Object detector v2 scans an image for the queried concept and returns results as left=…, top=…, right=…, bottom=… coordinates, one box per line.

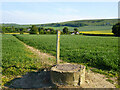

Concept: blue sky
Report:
left=1, top=2, right=118, bottom=24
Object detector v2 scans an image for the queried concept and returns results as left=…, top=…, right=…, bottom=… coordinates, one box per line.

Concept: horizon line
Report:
left=0, top=18, right=118, bottom=25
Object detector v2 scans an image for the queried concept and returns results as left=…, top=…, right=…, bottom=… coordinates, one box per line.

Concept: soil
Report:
left=83, top=70, right=116, bottom=88
left=5, top=41, right=117, bottom=88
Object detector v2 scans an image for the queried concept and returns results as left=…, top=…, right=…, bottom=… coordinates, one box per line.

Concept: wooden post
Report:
left=56, top=30, right=60, bottom=64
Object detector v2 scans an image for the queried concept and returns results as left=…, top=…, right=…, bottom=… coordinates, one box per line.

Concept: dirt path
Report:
left=23, top=43, right=116, bottom=88
left=24, top=44, right=56, bottom=66
left=83, top=70, right=116, bottom=88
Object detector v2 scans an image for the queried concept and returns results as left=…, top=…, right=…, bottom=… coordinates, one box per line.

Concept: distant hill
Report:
left=1, top=18, right=118, bottom=28
left=38, top=19, right=118, bottom=27
left=1, top=23, right=31, bottom=28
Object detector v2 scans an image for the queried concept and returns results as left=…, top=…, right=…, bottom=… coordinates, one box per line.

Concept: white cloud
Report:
left=58, top=8, right=79, bottom=13
left=1, top=10, right=81, bottom=24
left=1, top=10, right=117, bottom=24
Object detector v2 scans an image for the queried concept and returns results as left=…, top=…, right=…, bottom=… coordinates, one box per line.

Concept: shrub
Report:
left=30, top=25, right=38, bottom=34
left=63, top=27, right=69, bottom=34
left=112, top=23, right=120, bottom=36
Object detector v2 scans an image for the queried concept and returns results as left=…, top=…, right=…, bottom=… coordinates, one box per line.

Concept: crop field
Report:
left=15, top=35, right=118, bottom=72
left=4, top=33, right=29, bottom=34
left=45, top=26, right=112, bottom=31
left=2, top=35, right=42, bottom=85
left=78, top=26, right=112, bottom=31
left=80, top=30, right=113, bottom=35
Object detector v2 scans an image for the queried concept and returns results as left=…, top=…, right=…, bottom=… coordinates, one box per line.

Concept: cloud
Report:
left=1, top=10, right=82, bottom=24
left=58, top=8, right=79, bottom=13
left=2, top=10, right=52, bottom=24
left=1, top=10, right=117, bottom=24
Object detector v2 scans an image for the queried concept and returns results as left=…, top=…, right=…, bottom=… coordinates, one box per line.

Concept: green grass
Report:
left=44, top=26, right=112, bottom=32
left=97, top=30, right=112, bottom=33
left=106, top=79, right=114, bottom=84
left=78, top=26, right=112, bottom=31
left=2, top=35, right=42, bottom=85
left=91, top=68, right=118, bottom=77
left=15, top=35, right=118, bottom=72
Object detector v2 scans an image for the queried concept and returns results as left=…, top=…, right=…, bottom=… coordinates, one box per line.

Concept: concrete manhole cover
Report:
left=51, top=63, right=86, bottom=86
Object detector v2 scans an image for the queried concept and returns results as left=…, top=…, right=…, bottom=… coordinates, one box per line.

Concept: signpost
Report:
left=56, top=30, right=60, bottom=64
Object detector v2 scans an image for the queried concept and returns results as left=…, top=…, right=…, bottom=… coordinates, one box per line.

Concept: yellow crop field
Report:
left=80, top=30, right=113, bottom=35
left=5, top=33, right=29, bottom=34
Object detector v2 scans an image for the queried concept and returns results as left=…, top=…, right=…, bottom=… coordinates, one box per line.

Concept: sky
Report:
left=0, top=1, right=119, bottom=24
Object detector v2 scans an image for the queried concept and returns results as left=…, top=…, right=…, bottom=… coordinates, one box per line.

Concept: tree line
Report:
left=40, top=22, right=87, bottom=27
left=2, top=26, right=29, bottom=34
left=30, top=25, right=79, bottom=34
left=1, top=25, right=79, bottom=35
left=2, top=23, right=120, bottom=36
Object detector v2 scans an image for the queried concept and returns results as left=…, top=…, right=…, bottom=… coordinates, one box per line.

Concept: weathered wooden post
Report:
left=56, top=30, right=60, bottom=64
left=50, top=30, right=85, bottom=87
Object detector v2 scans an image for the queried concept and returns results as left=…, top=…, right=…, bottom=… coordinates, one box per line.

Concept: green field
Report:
left=15, top=35, right=118, bottom=71
left=44, top=26, right=112, bottom=32
left=2, top=35, right=42, bottom=85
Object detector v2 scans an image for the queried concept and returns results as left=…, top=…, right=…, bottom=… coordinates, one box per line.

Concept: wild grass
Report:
left=2, top=35, right=42, bottom=85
